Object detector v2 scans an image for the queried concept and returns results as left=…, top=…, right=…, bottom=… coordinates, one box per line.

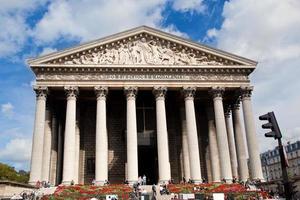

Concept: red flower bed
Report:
left=42, top=184, right=132, bottom=200
left=168, top=183, right=271, bottom=199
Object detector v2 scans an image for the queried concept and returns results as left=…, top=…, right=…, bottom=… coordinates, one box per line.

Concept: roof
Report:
left=27, top=26, right=258, bottom=66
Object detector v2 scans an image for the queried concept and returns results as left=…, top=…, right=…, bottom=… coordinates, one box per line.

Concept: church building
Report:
left=27, top=26, right=264, bottom=185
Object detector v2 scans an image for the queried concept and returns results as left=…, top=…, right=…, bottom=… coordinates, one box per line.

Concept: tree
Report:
left=0, top=163, right=29, bottom=183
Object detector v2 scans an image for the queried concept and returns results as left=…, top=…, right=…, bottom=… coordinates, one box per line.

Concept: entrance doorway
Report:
left=138, top=145, right=158, bottom=184
left=136, top=92, right=158, bottom=184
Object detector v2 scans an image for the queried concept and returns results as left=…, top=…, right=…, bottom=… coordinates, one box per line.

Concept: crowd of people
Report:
left=35, top=180, right=51, bottom=188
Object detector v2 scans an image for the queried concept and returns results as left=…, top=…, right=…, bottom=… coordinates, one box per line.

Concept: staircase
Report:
left=140, top=185, right=174, bottom=200
left=37, top=186, right=57, bottom=196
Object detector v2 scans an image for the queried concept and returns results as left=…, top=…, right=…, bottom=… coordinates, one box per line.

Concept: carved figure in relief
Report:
left=118, top=43, right=131, bottom=64
left=135, top=38, right=152, bottom=64
left=81, top=54, right=94, bottom=64
left=142, top=38, right=153, bottom=64
left=175, top=49, right=190, bottom=65
left=91, top=52, right=101, bottom=64
left=61, top=37, right=224, bottom=65
left=160, top=45, right=175, bottom=65
left=129, top=41, right=141, bottom=64
left=189, top=53, right=208, bottom=65
left=148, top=40, right=161, bottom=64
left=111, top=46, right=119, bottom=64
left=100, top=49, right=114, bottom=64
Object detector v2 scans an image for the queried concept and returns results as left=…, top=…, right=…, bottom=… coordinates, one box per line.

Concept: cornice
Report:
left=31, top=64, right=254, bottom=75
left=27, top=26, right=258, bottom=66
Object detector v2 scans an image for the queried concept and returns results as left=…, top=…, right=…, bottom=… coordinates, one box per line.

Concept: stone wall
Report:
left=0, top=181, right=35, bottom=198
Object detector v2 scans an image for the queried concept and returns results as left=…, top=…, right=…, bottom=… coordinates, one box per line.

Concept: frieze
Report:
left=36, top=73, right=248, bottom=82
left=54, top=37, right=228, bottom=66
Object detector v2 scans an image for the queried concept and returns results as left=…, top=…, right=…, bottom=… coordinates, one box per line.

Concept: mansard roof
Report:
left=27, top=26, right=257, bottom=67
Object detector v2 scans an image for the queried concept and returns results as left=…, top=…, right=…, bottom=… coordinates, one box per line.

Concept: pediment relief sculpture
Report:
left=63, top=37, right=224, bottom=66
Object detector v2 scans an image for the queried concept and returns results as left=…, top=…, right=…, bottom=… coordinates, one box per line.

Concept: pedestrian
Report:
left=152, top=184, right=156, bottom=196
left=142, top=174, right=147, bottom=185
left=138, top=176, right=142, bottom=185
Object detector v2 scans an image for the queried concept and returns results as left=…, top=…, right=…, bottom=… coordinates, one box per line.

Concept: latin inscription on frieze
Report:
left=37, top=73, right=248, bottom=81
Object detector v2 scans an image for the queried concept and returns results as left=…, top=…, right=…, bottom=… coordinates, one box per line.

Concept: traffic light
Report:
left=259, top=112, right=282, bottom=139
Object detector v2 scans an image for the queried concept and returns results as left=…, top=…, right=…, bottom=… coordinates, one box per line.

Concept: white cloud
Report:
left=206, top=28, right=218, bottom=38
left=208, top=0, right=300, bottom=152
left=0, top=14, right=28, bottom=57
left=33, top=0, right=185, bottom=44
left=1, top=102, right=14, bottom=118
left=0, top=0, right=189, bottom=57
left=0, top=0, right=47, bottom=12
left=0, top=137, right=32, bottom=169
left=40, top=47, right=57, bottom=56
left=0, top=0, right=49, bottom=57
left=161, top=24, right=189, bottom=38
left=172, top=0, right=206, bottom=14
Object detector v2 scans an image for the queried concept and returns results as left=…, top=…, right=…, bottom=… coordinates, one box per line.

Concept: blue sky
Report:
left=0, top=0, right=299, bottom=171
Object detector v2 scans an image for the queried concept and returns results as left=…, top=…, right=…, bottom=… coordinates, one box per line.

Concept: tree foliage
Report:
left=0, top=162, right=29, bottom=183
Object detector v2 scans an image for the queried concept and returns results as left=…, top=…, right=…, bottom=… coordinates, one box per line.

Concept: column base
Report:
left=158, top=179, right=170, bottom=184
left=128, top=180, right=138, bottom=185
left=251, top=177, right=265, bottom=182
left=239, top=178, right=248, bottom=182
left=223, top=178, right=232, bottom=184
left=193, top=179, right=203, bottom=184
left=61, top=180, right=73, bottom=185
left=95, top=180, right=106, bottom=186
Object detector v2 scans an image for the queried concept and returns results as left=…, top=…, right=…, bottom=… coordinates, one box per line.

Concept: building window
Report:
left=87, top=157, right=95, bottom=174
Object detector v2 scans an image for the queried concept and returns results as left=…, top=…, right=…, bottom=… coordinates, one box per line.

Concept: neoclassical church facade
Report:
left=28, top=26, right=263, bottom=185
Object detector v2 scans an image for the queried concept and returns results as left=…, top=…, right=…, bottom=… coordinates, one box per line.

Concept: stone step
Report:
left=140, top=185, right=175, bottom=200
left=37, top=186, right=57, bottom=196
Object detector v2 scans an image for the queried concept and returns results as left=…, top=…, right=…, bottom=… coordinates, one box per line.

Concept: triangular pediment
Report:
left=28, top=26, right=257, bottom=66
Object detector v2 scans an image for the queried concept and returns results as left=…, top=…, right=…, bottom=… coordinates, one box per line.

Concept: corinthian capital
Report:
left=33, top=86, right=48, bottom=100
left=153, top=86, right=167, bottom=100
left=210, top=86, right=225, bottom=99
left=124, top=86, right=138, bottom=100
left=239, top=86, right=253, bottom=100
left=95, top=86, right=108, bottom=100
left=183, top=86, right=196, bottom=100
left=64, top=86, right=79, bottom=99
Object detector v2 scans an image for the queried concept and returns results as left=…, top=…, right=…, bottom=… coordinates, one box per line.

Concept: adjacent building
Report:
left=261, top=140, right=300, bottom=181
left=27, top=26, right=264, bottom=185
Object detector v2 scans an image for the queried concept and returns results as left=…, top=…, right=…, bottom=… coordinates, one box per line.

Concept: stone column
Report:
left=183, top=87, right=202, bottom=183
left=74, top=106, right=80, bottom=184
left=206, top=106, right=221, bottom=182
left=240, top=86, right=264, bottom=180
left=95, top=86, right=108, bottom=185
left=62, top=86, right=79, bottom=185
left=232, top=102, right=249, bottom=181
left=124, top=87, right=138, bottom=184
left=56, top=120, right=63, bottom=184
left=180, top=107, right=190, bottom=181
left=49, top=113, right=58, bottom=185
left=153, top=86, right=171, bottom=183
left=210, top=87, right=232, bottom=182
left=41, top=105, right=52, bottom=182
left=224, top=108, right=238, bottom=179
left=29, top=86, right=48, bottom=185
